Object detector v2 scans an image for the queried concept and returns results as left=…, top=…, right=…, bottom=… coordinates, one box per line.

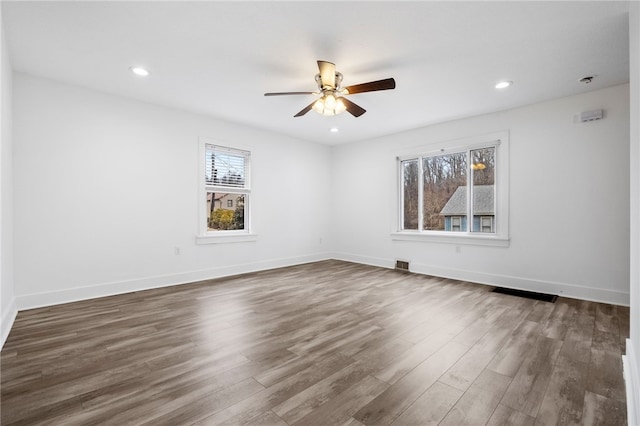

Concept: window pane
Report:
left=423, top=152, right=467, bottom=231
left=402, top=159, right=419, bottom=230
left=207, top=193, right=245, bottom=231
left=205, top=145, right=249, bottom=188
left=471, top=147, right=495, bottom=233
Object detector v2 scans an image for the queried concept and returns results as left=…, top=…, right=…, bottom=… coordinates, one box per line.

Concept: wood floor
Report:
left=1, top=260, right=629, bottom=425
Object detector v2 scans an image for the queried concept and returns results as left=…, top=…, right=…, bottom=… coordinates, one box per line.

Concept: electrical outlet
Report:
left=174, top=247, right=181, bottom=256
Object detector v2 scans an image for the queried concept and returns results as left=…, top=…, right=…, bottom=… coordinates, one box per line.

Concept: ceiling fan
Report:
left=264, top=60, right=396, bottom=118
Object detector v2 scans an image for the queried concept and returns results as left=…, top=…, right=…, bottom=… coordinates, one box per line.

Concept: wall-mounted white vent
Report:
left=577, top=109, right=603, bottom=123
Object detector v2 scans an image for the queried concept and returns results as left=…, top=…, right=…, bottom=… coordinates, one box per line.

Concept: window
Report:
left=205, top=144, right=249, bottom=232
left=197, top=140, right=255, bottom=244
left=395, top=132, right=509, bottom=246
left=481, top=216, right=493, bottom=233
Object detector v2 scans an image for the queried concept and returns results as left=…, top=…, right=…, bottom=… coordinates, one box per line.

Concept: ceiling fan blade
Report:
left=294, top=100, right=317, bottom=117
left=341, top=97, right=366, bottom=117
left=317, top=60, right=336, bottom=89
left=343, top=78, right=396, bottom=95
left=264, top=91, right=316, bottom=96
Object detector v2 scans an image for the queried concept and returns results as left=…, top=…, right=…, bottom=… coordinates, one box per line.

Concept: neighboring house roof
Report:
left=439, top=185, right=494, bottom=216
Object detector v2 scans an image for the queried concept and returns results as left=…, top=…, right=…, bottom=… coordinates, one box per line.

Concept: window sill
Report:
left=391, top=231, right=509, bottom=247
left=196, top=233, right=258, bottom=245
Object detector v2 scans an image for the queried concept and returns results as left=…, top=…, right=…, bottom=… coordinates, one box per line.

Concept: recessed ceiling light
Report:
left=495, top=81, right=512, bottom=89
left=329, top=127, right=339, bottom=133
left=130, top=66, right=150, bottom=77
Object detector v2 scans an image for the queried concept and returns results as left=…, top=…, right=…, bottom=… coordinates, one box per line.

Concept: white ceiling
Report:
left=1, top=1, right=630, bottom=145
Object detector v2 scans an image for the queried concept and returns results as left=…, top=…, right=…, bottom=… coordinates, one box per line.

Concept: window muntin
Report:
left=399, top=140, right=500, bottom=236
left=203, top=144, right=250, bottom=234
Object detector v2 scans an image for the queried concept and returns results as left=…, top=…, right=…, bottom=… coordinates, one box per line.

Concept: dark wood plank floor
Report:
left=1, top=260, right=629, bottom=425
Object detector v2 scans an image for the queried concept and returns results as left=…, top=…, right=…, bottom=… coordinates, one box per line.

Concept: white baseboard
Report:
left=14, top=253, right=630, bottom=311
left=623, top=339, right=639, bottom=426
left=16, top=252, right=332, bottom=311
left=1, top=296, right=17, bottom=349
left=331, top=252, right=630, bottom=306
left=331, top=252, right=395, bottom=269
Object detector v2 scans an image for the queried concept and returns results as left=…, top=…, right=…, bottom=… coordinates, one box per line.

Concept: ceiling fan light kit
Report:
left=265, top=60, right=396, bottom=118
left=313, top=93, right=347, bottom=116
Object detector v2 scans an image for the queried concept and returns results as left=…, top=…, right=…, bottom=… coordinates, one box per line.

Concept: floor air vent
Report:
left=491, top=287, right=558, bottom=303
left=395, top=260, right=410, bottom=272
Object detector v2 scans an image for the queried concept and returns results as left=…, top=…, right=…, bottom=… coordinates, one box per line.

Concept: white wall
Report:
left=1, top=10, right=16, bottom=347
left=12, top=73, right=331, bottom=308
left=331, top=84, right=630, bottom=306
left=625, top=2, right=639, bottom=424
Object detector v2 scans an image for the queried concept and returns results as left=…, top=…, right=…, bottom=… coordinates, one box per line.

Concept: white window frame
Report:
left=196, top=137, right=257, bottom=245
left=392, top=131, right=509, bottom=247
